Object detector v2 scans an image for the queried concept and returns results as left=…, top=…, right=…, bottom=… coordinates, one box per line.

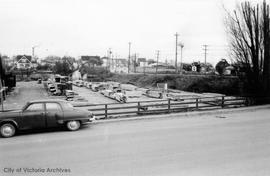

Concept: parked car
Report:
left=49, top=86, right=56, bottom=93
left=86, top=82, right=92, bottom=89
left=91, top=83, right=101, bottom=92
left=111, top=89, right=127, bottom=103
left=0, top=99, right=95, bottom=138
left=103, top=89, right=114, bottom=97
left=65, top=90, right=75, bottom=100
left=75, top=80, right=84, bottom=87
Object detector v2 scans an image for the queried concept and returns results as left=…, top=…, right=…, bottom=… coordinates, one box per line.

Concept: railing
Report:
left=74, top=96, right=247, bottom=119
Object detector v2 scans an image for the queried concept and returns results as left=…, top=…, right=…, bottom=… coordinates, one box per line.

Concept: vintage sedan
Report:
left=0, top=99, right=95, bottom=138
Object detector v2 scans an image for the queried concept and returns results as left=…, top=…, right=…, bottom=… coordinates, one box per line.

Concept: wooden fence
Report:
left=74, top=96, right=247, bottom=119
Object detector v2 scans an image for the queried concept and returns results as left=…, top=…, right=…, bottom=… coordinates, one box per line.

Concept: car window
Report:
left=46, top=103, right=62, bottom=111
left=25, top=103, right=44, bottom=111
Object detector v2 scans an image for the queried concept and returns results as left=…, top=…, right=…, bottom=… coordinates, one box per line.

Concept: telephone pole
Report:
left=134, top=53, right=137, bottom=73
left=179, top=43, right=184, bottom=73
left=175, top=33, right=179, bottom=73
left=156, top=50, right=160, bottom=76
left=128, top=42, right=131, bottom=73
left=32, top=45, right=39, bottom=62
left=203, top=45, right=208, bottom=64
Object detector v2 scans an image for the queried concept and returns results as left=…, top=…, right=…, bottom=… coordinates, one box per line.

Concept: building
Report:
left=40, top=56, right=62, bottom=67
left=80, top=56, right=102, bottom=67
left=109, top=58, right=128, bottom=73
left=14, top=55, right=33, bottom=70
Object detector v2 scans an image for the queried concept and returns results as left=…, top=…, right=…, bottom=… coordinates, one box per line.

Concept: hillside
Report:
left=107, top=74, right=242, bottom=96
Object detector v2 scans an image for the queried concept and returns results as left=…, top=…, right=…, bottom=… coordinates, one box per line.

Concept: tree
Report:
left=36, top=64, right=52, bottom=71
left=215, top=59, right=229, bottom=75
left=226, top=1, right=270, bottom=97
left=53, top=60, right=73, bottom=76
left=182, top=63, right=192, bottom=71
left=62, top=56, right=76, bottom=70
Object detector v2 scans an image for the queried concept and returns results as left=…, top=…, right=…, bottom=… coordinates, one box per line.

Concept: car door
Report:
left=20, top=103, right=46, bottom=130
left=45, top=102, right=64, bottom=128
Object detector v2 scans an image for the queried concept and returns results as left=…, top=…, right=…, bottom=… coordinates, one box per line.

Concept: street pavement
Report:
left=1, top=107, right=270, bottom=176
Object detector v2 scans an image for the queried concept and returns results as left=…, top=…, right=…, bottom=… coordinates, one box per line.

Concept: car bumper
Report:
left=81, top=116, right=96, bottom=125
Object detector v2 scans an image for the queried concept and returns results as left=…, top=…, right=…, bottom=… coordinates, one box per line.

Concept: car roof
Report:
left=27, top=99, right=67, bottom=104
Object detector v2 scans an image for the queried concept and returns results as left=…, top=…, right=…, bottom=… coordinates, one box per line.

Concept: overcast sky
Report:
left=0, top=0, right=247, bottom=65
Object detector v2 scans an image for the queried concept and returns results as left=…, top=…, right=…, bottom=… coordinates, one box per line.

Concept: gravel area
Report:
left=2, top=81, right=49, bottom=110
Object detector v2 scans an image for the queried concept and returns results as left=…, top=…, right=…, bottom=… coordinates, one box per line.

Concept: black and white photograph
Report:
left=0, top=0, right=270, bottom=175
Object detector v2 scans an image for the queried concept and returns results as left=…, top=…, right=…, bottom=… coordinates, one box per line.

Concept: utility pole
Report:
left=179, top=43, right=184, bottom=74
left=134, top=53, right=137, bottom=73
left=143, top=61, right=146, bottom=75
left=175, top=33, right=179, bottom=73
left=128, top=42, right=131, bottom=73
left=108, top=48, right=112, bottom=72
left=32, top=45, right=39, bottom=62
left=156, top=50, right=160, bottom=76
left=203, top=45, right=208, bottom=64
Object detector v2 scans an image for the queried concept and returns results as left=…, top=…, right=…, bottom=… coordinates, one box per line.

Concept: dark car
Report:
left=0, top=99, right=95, bottom=138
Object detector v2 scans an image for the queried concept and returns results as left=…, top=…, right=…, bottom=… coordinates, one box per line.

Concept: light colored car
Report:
left=75, top=80, right=84, bottom=87
left=111, top=89, right=127, bottom=103
left=86, top=82, right=92, bottom=89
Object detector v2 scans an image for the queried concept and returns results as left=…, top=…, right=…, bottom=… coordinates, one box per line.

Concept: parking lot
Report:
left=2, top=81, right=244, bottom=120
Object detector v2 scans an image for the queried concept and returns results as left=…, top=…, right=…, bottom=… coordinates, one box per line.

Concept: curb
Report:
left=93, top=104, right=270, bottom=124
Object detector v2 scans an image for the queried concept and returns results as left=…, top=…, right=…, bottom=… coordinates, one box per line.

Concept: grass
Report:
left=107, top=74, right=241, bottom=96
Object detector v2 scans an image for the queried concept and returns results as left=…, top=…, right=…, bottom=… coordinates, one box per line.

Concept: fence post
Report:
left=137, top=102, right=141, bottom=114
left=221, top=96, right=225, bottom=108
left=168, top=99, right=171, bottom=113
left=105, top=104, right=108, bottom=119
left=196, top=98, right=199, bottom=110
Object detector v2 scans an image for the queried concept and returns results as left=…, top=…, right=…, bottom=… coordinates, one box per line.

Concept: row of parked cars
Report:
left=72, top=80, right=127, bottom=103
left=43, top=79, right=75, bottom=100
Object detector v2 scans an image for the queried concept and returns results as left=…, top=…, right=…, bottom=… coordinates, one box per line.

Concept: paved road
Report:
left=1, top=107, right=270, bottom=176
left=3, top=81, right=49, bottom=110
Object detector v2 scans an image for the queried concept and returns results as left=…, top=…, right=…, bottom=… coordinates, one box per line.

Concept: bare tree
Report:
left=226, top=1, right=270, bottom=97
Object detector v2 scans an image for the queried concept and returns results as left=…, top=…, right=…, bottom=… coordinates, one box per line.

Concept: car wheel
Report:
left=66, top=121, right=81, bottom=131
left=0, top=123, right=16, bottom=138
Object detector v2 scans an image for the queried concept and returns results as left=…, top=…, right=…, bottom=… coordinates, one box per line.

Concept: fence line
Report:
left=74, top=96, right=248, bottom=119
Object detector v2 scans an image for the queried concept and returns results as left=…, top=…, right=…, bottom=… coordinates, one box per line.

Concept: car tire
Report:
left=66, top=121, right=81, bottom=131
left=0, top=123, right=16, bottom=138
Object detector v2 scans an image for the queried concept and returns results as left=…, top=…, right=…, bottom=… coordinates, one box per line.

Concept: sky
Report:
left=0, top=0, right=248, bottom=65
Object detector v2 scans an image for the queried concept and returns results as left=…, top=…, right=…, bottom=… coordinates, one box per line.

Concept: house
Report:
left=149, top=63, right=168, bottom=68
left=40, top=56, right=61, bottom=67
left=15, top=55, right=33, bottom=70
left=81, top=56, right=101, bottom=66
left=101, top=57, right=109, bottom=67
left=109, top=58, right=128, bottom=73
